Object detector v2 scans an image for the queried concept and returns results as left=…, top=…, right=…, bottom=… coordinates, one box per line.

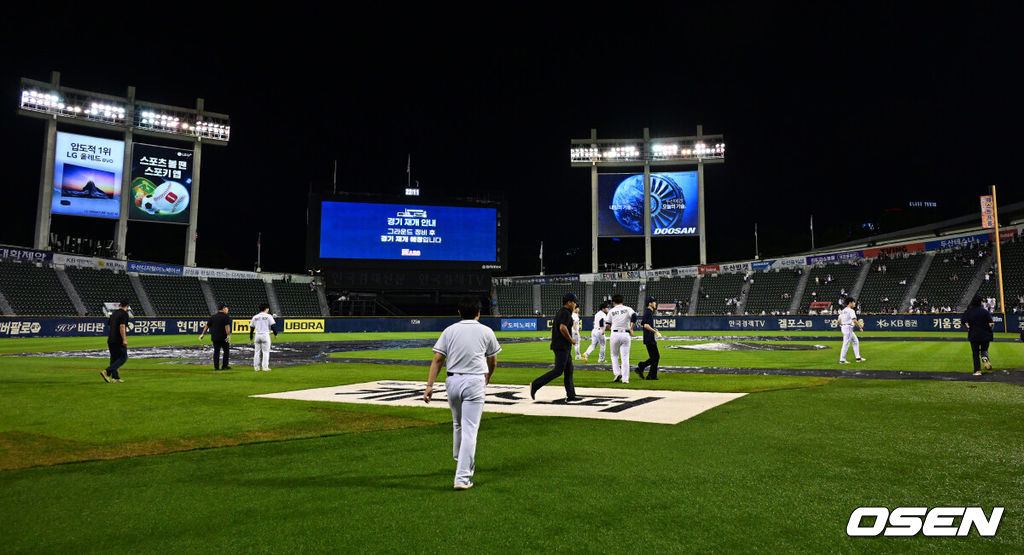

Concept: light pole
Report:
left=571, top=126, right=725, bottom=272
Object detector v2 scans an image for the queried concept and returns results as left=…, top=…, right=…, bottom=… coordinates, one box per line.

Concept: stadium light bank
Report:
left=17, top=71, right=231, bottom=267
left=571, top=126, right=724, bottom=272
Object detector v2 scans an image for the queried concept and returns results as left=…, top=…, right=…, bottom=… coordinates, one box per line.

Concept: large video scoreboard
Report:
left=308, top=195, right=506, bottom=273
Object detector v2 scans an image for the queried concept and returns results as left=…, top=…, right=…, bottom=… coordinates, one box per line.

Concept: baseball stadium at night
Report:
left=1, top=7, right=1022, bottom=553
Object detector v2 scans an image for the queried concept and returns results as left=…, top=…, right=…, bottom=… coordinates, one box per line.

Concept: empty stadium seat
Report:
left=208, top=278, right=269, bottom=315
left=0, top=261, right=77, bottom=316
left=495, top=283, right=534, bottom=316
left=140, top=274, right=209, bottom=317
left=644, top=276, right=695, bottom=314
left=858, top=254, right=924, bottom=313
left=797, top=262, right=862, bottom=313
left=743, top=269, right=801, bottom=315
left=65, top=267, right=144, bottom=316
left=273, top=281, right=322, bottom=317
left=695, top=273, right=746, bottom=314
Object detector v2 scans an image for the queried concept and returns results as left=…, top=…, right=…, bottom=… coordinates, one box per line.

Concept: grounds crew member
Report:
left=199, top=302, right=232, bottom=370
left=250, top=304, right=278, bottom=371
left=100, top=300, right=131, bottom=383
left=530, top=293, right=581, bottom=402
left=636, top=296, right=664, bottom=380
left=583, top=301, right=610, bottom=363
left=605, top=294, right=637, bottom=383
left=424, top=296, right=501, bottom=490
left=837, top=297, right=866, bottom=364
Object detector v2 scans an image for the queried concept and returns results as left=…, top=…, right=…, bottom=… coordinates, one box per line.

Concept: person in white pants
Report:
left=604, top=294, right=636, bottom=383
left=584, top=301, right=610, bottom=363
left=571, top=305, right=583, bottom=360
left=837, top=297, right=865, bottom=363
left=250, top=304, right=278, bottom=371
left=424, top=296, right=501, bottom=490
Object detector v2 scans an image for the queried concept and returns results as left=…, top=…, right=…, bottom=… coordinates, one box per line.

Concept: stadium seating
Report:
left=694, top=273, right=745, bottom=314
left=540, top=283, right=587, bottom=315
left=976, top=239, right=1024, bottom=313
left=64, top=267, right=144, bottom=317
left=593, top=281, right=639, bottom=310
left=495, top=283, right=534, bottom=316
left=914, top=245, right=985, bottom=312
left=273, top=281, right=323, bottom=317
left=208, top=278, right=269, bottom=315
left=857, top=254, right=925, bottom=313
left=797, top=262, right=863, bottom=313
left=644, top=276, right=695, bottom=314
left=0, top=261, right=77, bottom=316
left=743, top=269, right=801, bottom=315
left=140, top=274, right=210, bottom=317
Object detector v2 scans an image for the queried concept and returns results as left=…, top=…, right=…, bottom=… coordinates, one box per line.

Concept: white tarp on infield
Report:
left=252, top=381, right=746, bottom=425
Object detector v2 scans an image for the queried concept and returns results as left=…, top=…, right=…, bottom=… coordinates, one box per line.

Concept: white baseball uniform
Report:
left=433, top=319, right=502, bottom=488
left=571, top=311, right=582, bottom=358
left=584, top=309, right=608, bottom=362
left=838, top=306, right=861, bottom=362
left=605, top=304, right=636, bottom=382
left=250, top=311, right=276, bottom=371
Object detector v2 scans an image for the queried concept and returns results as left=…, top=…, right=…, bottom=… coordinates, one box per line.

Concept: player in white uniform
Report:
left=424, top=296, right=501, bottom=490
left=605, top=294, right=636, bottom=383
left=837, top=297, right=865, bottom=363
left=571, top=305, right=583, bottom=360
left=249, top=304, right=278, bottom=371
left=583, top=301, right=610, bottom=363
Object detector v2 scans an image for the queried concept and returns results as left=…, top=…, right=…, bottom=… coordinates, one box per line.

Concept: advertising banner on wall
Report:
left=0, top=246, right=52, bottom=263
left=51, top=132, right=125, bottom=219
left=597, top=172, right=699, bottom=237
left=53, top=254, right=127, bottom=271
left=128, top=143, right=194, bottom=224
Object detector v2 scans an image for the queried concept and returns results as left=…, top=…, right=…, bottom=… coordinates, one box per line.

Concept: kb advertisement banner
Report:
left=52, top=132, right=125, bottom=220
left=129, top=143, right=194, bottom=224
left=597, top=172, right=699, bottom=237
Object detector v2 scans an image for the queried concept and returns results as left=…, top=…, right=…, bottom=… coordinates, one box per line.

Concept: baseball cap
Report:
left=646, top=296, right=657, bottom=304
left=217, top=302, right=228, bottom=310
left=563, top=292, right=580, bottom=305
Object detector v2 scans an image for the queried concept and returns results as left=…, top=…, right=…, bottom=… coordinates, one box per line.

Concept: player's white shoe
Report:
left=855, top=357, right=866, bottom=362
left=839, top=360, right=849, bottom=364
left=982, top=356, right=992, bottom=370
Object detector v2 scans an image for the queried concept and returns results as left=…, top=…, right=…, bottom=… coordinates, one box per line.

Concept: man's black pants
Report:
left=212, top=339, right=230, bottom=369
left=106, top=341, right=127, bottom=379
left=970, top=340, right=990, bottom=373
left=642, top=342, right=660, bottom=379
left=532, top=349, right=576, bottom=398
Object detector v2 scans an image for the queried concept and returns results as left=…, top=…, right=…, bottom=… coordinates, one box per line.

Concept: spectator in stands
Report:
left=100, top=301, right=130, bottom=383
left=962, top=295, right=994, bottom=376
left=199, top=303, right=232, bottom=370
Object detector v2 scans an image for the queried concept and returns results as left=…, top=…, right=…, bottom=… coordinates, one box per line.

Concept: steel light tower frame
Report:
left=17, top=71, right=231, bottom=267
left=571, top=126, right=724, bottom=272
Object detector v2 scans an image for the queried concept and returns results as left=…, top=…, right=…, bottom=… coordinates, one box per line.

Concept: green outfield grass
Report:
left=1, top=331, right=1022, bottom=552
left=335, top=336, right=1024, bottom=374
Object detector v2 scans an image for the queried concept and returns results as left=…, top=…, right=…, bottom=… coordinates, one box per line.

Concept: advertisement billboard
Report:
left=51, top=132, right=125, bottom=219
left=597, top=172, right=699, bottom=237
left=319, top=201, right=497, bottom=263
left=128, top=143, right=194, bottom=224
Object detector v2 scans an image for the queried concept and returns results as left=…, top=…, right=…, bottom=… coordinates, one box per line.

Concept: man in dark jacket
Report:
left=100, top=301, right=130, bottom=383
left=200, top=303, right=232, bottom=370
left=961, top=295, right=994, bottom=376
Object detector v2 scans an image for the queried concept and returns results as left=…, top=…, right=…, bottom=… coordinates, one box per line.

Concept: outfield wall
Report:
left=0, top=315, right=1020, bottom=338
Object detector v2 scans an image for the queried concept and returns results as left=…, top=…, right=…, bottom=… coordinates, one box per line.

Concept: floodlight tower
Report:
left=570, top=126, right=725, bottom=272
left=17, top=71, right=231, bottom=267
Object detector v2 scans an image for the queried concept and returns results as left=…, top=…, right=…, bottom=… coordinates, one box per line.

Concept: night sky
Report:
left=2, top=7, right=1020, bottom=276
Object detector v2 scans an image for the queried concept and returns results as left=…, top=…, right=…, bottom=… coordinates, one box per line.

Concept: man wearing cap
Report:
left=250, top=304, right=278, bottom=371
left=529, top=293, right=581, bottom=402
left=100, top=300, right=130, bottom=383
left=199, top=303, right=232, bottom=370
left=636, top=296, right=664, bottom=380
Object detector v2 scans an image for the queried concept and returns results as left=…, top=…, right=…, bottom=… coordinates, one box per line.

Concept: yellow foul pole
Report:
left=991, top=185, right=1008, bottom=332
